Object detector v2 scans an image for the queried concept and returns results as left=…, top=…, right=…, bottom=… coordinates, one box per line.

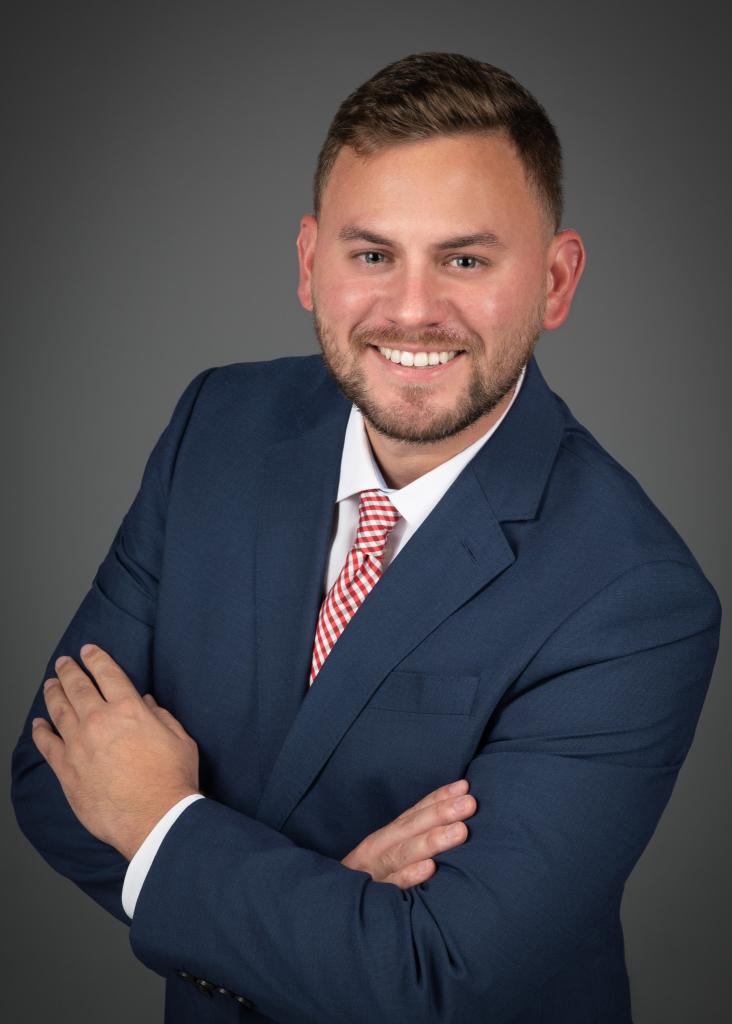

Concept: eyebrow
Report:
left=337, top=224, right=506, bottom=250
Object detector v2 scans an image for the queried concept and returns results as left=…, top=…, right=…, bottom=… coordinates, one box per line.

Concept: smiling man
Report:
left=300, top=129, right=574, bottom=486
left=11, top=52, right=721, bottom=1024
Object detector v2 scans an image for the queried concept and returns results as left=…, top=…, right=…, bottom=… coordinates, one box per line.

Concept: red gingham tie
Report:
left=309, top=489, right=401, bottom=686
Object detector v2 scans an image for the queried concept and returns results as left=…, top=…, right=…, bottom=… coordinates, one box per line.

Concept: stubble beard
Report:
left=311, top=295, right=545, bottom=446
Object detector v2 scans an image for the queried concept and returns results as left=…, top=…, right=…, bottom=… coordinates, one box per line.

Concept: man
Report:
left=11, top=51, right=721, bottom=1023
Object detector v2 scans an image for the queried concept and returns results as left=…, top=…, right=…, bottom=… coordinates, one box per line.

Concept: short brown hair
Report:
left=313, top=51, right=563, bottom=236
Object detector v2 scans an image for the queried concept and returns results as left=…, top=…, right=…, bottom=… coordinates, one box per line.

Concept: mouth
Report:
left=367, top=344, right=466, bottom=380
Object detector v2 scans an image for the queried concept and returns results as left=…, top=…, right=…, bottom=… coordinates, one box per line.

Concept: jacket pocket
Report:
left=368, top=670, right=479, bottom=716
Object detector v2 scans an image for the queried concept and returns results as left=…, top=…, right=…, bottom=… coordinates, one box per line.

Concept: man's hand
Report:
left=31, top=644, right=200, bottom=862
left=341, top=779, right=476, bottom=889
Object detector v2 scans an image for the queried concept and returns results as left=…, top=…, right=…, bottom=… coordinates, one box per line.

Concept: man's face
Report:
left=297, top=132, right=553, bottom=445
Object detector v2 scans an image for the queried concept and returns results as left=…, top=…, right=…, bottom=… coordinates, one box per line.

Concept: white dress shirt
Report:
left=121, top=362, right=527, bottom=918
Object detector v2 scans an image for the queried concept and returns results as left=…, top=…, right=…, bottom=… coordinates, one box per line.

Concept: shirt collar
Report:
left=335, top=362, right=527, bottom=526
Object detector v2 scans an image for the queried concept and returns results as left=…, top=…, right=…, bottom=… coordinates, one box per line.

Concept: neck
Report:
left=363, top=386, right=517, bottom=490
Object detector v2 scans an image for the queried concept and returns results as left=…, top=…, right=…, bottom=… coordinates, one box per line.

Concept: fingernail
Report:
left=449, top=779, right=467, bottom=794
left=80, top=644, right=97, bottom=657
left=446, top=824, right=464, bottom=840
left=55, top=656, right=69, bottom=670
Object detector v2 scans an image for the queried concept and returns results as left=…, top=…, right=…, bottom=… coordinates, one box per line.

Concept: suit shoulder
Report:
left=179, top=353, right=327, bottom=424
left=546, top=406, right=717, bottom=600
left=198, top=353, right=325, bottom=396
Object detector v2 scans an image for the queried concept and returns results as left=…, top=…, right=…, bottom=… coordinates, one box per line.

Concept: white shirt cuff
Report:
left=121, top=793, right=206, bottom=919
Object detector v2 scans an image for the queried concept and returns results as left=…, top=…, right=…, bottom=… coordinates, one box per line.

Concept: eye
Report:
left=353, top=251, right=389, bottom=265
left=351, top=251, right=487, bottom=269
left=448, top=255, right=485, bottom=270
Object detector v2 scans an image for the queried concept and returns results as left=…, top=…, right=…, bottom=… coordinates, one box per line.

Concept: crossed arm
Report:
left=10, top=367, right=722, bottom=1022
left=10, top=361, right=475, bottom=920
left=118, top=569, right=719, bottom=1024
left=31, top=641, right=478, bottom=882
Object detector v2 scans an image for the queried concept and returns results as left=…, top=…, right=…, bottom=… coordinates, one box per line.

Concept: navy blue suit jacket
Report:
left=11, top=353, right=722, bottom=1023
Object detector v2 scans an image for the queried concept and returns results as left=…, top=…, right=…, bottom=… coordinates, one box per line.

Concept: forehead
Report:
left=320, top=132, right=544, bottom=242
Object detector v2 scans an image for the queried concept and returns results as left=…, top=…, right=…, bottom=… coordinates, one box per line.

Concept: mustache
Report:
left=352, top=326, right=473, bottom=351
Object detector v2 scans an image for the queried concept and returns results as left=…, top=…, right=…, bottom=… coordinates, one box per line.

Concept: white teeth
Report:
left=377, top=346, right=459, bottom=367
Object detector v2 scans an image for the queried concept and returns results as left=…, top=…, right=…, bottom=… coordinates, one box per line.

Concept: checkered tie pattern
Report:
left=309, top=489, right=401, bottom=686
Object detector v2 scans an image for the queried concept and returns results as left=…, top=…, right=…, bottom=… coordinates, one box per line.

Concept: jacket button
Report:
left=196, top=979, right=214, bottom=997
left=233, top=994, right=255, bottom=1010
left=176, top=970, right=195, bottom=984
left=215, top=986, right=230, bottom=996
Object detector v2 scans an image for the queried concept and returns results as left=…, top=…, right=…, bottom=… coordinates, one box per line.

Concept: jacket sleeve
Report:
left=122, top=793, right=206, bottom=918
left=9, top=367, right=215, bottom=926
left=126, top=557, right=722, bottom=1023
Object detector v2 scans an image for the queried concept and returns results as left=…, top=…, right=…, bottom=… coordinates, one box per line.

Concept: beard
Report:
left=311, top=294, right=546, bottom=445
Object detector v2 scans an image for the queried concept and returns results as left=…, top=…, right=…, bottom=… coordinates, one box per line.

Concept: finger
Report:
left=391, top=818, right=472, bottom=887
left=384, top=817, right=470, bottom=879
left=53, top=655, right=104, bottom=718
left=369, top=791, right=476, bottom=877
left=79, top=644, right=140, bottom=703
left=31, top=716, right=65, bottom=769
left=394, top=791, right=477, bottom=842
left=378, top=780, right=469, bottom=845
left=384, top=858, right=437, bottom=890
left=405, top=779, right=469, bottom=817
left=42, top=676, right=79, bottom=738
left=143, top=694, right=191, bottom=742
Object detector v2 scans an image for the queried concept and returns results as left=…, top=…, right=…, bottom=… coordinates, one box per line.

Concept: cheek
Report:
left=315, top=267, right=376, bottom=320
left=459, top=289, right=512, bottom=335
left=470, top=268, right=542, bottom=329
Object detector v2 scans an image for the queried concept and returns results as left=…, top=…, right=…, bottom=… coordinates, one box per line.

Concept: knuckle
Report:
left=381, top=845, right=400, bottom=874
left=443, top=794, right=474, bottom=820
left=67, top=677, right=91, bottom=699
left=412, top=859, right=431, bottom=881
left=429, top=824, right=449, bottom=848
left=117, top=696, right=140, bottom=717
left=437, top=799, right=453, bottom=822
left=86, top=707, right=107, bottom=730
left=53, top=703, right=69, bottom=725
left=442, top=821, right=467, bottom=845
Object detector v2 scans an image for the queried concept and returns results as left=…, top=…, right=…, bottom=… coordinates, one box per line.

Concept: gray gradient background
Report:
left=3, top=2, right=729, bottom=1022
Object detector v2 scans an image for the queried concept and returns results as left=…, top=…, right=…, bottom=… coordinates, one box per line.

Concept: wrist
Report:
left=116, top=790, right=201, bottom=861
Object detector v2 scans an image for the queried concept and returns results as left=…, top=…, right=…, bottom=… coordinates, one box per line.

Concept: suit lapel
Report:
left=253, top=354, right=564, bottom=831
left=253, top=374, right=351, bottom=793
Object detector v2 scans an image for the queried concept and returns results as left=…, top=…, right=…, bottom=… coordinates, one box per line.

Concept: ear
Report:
left=542, top=229, right=586, bottom=331
left=296, top=214, right=318, bottom=311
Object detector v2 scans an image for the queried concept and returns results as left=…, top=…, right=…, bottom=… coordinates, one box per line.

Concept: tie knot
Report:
left=354, top=489, right=400, bottom=556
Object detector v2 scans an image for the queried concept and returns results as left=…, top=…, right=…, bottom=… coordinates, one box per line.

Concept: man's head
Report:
left=297, top=52, right=584, bottom=452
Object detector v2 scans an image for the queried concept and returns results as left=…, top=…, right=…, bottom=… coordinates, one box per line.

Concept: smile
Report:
left=368, top=344, right=466, bottom=379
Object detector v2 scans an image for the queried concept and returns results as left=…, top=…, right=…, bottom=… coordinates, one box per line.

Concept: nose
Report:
left=381, top=262, right=447, bottom=332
